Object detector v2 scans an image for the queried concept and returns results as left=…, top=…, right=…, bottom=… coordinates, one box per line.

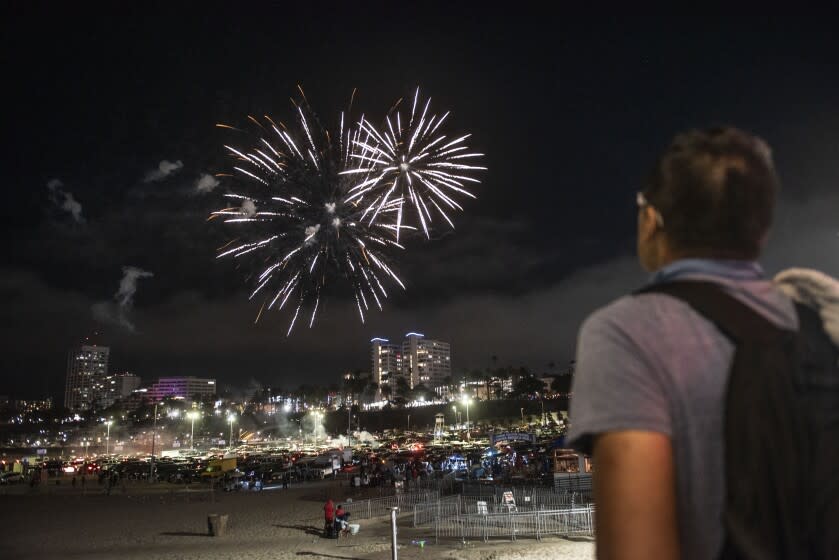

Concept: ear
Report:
left=638, top=207, right=659, bottom=242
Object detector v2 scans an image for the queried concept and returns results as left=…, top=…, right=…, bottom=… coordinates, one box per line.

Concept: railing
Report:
left=413, top=494, right=462, bottom=526
left=431, top=505, right=595, bottom=543
left=340, top=489, right=439, bottom=521
left=413, top=488, right=593, bottom=527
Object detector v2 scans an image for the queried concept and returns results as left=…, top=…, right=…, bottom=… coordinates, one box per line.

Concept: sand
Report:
left=1, top=479, right=594, bottom=559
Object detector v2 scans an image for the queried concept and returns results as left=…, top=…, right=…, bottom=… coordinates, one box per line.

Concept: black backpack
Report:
left=638, top=281, right=839, bottom=560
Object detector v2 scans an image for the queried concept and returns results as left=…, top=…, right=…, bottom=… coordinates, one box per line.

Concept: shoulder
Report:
left=580, top=293, right=692, bottom=341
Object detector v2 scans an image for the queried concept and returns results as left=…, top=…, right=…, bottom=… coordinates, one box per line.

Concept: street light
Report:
left=104, top=420, right=113, bottom=455
left=187, top=411, right=200, bottom=452
left=461, top=395, right=472, bottom=440
left=150, top=402, right=160, bottom=481
left=227, top=413, right=236, bottom=452
left=521, top=407, right=525, bottom=425
left=451, top=405, right=457, bottom=429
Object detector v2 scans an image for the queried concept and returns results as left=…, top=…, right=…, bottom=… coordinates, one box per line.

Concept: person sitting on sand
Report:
left=334, top=504, right=350, bottom=536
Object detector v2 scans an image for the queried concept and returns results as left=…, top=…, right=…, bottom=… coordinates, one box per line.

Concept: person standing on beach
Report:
left=323, top=498, right=335, bottom=537
left=567, top=127, right=794, bottom=560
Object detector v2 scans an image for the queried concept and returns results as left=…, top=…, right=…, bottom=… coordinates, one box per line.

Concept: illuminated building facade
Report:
left=371, top=332, right=451, bottom=391
left=402, top=332, right=451, bottom=389
left=371, top=338, right=403, bottom=393
left=139, top=376, right=217, bottom=403
left=64, top=345, right=110, bottom=411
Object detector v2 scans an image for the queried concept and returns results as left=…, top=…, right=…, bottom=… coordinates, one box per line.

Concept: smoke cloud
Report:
left=240, top=199, right=257, bottom=217
left=46, top=178, right=85, bottom=223
left=92, top=266, right=154, bottom=332
left=143, top=160, right=184, bottom=182
left=195, top=173, right=220, bottom=194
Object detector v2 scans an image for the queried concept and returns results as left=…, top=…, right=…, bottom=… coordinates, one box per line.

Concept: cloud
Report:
left=195, top=173, right=220, bottom=194
left=91, top=266, right=154, bottom=332
left=143, top=159, right=184, bottom=182
left=46, top=178, right=85, bottom=223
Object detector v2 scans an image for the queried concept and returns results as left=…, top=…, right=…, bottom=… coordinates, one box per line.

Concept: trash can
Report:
left=207, top=513, right=229, bottom=536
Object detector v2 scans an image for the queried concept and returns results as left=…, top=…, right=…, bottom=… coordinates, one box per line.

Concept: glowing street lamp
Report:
left=227, top=413, right=236, bottom=452
left=461, top=395, right=472, bottom=440
left=187, top=411, right=200, bottom=451
left=104, top=420, right=113, bottom=455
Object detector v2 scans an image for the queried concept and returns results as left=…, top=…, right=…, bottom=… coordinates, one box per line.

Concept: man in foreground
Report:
left=567, top=127, right=797, bottom=559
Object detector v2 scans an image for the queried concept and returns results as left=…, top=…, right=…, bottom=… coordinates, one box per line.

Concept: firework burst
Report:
left=211, top=93, right=406, bottom=335
left=341, top=88, right=486, bottom=241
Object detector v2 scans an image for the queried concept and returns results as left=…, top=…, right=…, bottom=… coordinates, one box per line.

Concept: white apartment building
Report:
left=371, top=337, right=403, bottom=392
left=371, top=332, right=451, bottom=391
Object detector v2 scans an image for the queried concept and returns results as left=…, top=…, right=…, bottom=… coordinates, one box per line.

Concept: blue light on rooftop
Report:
left=405, top=332, right=425, bottom=338
left=370, top=337, right=389, bottom=343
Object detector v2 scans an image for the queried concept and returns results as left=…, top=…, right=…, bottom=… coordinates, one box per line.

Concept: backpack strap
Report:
left=636, top=280, right=784, bottom=342
left=639, top=280, right=818, bottom=558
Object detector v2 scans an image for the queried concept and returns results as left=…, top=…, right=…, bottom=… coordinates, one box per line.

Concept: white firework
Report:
left=211, top=95, right=406, bottom=335
left=340, top=88, right=486, bottom=242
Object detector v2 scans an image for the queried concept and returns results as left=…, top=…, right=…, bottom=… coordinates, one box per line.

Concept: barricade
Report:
left=341, top=489, right=439, bottom=521
left=431, top=505, right=596, bottom=544
left=413, top=494, right=461, bottom=527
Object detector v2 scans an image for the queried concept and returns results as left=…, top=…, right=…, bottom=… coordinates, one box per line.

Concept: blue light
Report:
left=405, top=332, right=425, bottom=338
left=370, top=337, right=389, bottom=343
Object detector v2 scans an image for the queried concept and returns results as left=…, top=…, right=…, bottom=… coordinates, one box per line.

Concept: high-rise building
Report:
left=371, top=332, right=451, bottom=392
left=371, top=338, right=403, bottom=394
left=64, top=345, right=110, bottom=411
left=402, top=332, right=451, bottom=389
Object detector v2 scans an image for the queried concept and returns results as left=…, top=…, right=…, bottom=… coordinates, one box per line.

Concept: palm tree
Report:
left=441, top=375, right=454, bottom=399
left=395, top=376, right=410, bottom=400
left=381, top=384, right=392, bottom=401
left=362, top=380, right=379, bottom=403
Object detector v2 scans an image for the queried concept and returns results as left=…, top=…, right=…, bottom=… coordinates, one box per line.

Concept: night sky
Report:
left=3, top=6, right=838, bottom=400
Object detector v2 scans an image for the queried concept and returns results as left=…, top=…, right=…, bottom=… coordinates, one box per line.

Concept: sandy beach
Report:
left=2, top=479, right=594, bottom=559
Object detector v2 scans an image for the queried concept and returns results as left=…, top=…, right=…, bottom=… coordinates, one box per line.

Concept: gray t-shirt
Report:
left=567, top=273, right=796, bottom=560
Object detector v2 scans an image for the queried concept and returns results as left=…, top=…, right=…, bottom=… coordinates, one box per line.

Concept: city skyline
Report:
left=3, top=8, right=838, bottom=399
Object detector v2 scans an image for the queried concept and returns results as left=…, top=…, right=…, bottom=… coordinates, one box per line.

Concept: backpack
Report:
left=638, top=280, right=839, bottom=560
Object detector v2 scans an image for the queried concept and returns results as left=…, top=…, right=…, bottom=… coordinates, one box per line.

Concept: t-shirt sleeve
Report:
left=566, top=301, right=672, bottom=455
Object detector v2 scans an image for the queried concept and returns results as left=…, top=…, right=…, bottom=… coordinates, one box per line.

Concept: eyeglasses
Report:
left=636, top=191, right=664, bottom=228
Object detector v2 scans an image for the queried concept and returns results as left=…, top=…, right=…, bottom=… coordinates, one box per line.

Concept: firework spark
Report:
left=341, top=88, right=486, bottom=241
left=212, top=94, right=407, bottom=334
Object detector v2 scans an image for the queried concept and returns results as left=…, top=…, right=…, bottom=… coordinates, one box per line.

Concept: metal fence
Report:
left=413, top=494, right=463, bottom=526
left=413, top=488, right=592, bottom=526
left=431, top=505, right=595, bottom=543
left=340, top=489, right=439, bottom=521
left=553, top=473, right=593, bottom=494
